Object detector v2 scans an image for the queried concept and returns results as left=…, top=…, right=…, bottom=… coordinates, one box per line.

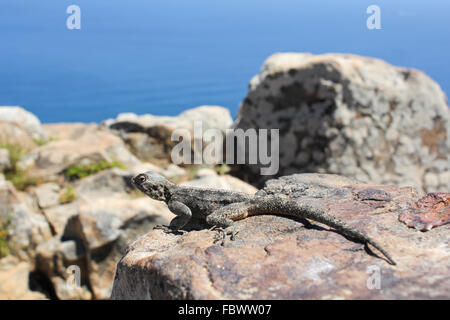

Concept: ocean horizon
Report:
left=1, top=0, right=449, bottom=123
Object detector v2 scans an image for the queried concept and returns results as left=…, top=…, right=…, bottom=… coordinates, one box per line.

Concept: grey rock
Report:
left=0, top=121, right=37, bottom=151
left=234, top=53, right=450, bottom=194
left=43, top=202, right=80, bottom=235
left=0, top=179, right=52, bottom=260
left=33, top=183, right=61, bottom=209
left=0, top=106, right=47, bottom=140
left=103, top=106, right=233, bottom=163
left=35, top=236, right=92, bottom=300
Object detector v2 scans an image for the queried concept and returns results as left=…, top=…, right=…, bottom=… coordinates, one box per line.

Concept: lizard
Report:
left=132, top=171, right=396, bottom=265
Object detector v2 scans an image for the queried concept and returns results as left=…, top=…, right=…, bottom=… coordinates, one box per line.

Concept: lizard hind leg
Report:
left=206, top=202, right=251, bottom=245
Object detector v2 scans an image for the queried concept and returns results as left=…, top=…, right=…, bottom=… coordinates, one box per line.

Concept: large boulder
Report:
left=0, top=106, right=47, bottom=140
left=233, top=53, right=450, bottom=194
left=111, top=174, right=449, bottom=300
left=103, top=106, right=233, bottom=163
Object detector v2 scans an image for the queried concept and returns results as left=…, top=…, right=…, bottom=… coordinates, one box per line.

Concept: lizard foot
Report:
left=212, top=227, right=239, bottom=246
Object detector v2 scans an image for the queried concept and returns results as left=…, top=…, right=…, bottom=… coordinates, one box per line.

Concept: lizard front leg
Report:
left=206, top=202, right=251, bottom=245
left=154, top=200, right=192, bottom=234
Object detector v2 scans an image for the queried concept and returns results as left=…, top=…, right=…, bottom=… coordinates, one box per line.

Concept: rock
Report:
left=122, top=132, right=167, bottom=162
left=73, top=168, right=133, bottom=201
left=62, top=197, right=174, bottom=299
left=42, top=165, right=182, bottom=235
left=105, top=106, right=232, bottom=137
left=73, top=165, right=185, bottom=200
left=38, top=195, right=174, bottom=299
left=0, top=106, right=47, bottom=140
left=111, top=173, right=449, bottom=299
left=0, top=121, right=37, bottom=151
left=43, top=202, right=79, bottom=235
left=180, top=171, right=258, bottom=194
left=0, top=148, right=11, bottom=171
left=35, top=236, right=92, bottom=300
left=42, top=122, right=98, bottom=141
left=0, top=179, right=52, bottom=260
left=0, top=256, right=47, bottom=299
left=33, top=183, right=61, bottom=209
left=195, top=168, right=219, bottom=177
left=233, top=53, right=450, bottom=194
left=162, top=164, right=187, bottom=179
left=18, top=128, right=140, bottom=181
left=398, top=192, right=450, bottom=231
left=51, top=277, right=92, bottom=300
left=103, top=106, right=233, bottom=163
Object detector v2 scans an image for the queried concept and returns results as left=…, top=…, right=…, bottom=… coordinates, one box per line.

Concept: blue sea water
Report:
left=0, top=0, right=449, bottom=123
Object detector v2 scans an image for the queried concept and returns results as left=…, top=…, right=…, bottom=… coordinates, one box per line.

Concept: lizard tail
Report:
left=250, top=197, right=397, bottom=265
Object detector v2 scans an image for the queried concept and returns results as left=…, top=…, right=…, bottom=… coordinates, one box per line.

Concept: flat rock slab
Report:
left=111, top=174, right=450, bottom=300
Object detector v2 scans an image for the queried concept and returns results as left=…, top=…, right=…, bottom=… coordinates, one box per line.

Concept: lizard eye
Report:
left=136, top=174, right=147, bottom=183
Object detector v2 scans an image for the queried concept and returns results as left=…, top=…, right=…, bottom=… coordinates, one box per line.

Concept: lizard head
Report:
left=132, top=171, right=173, bottom=201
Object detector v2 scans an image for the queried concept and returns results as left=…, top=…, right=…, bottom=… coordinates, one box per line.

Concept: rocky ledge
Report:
left=111, top=174, right=449, bottom=300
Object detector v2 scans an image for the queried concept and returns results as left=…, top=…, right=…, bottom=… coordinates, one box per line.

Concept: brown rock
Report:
left=111, top=174, right=449, bottom=300
left=0, top=256, right=47, bottom=300
left=18, top=128, right=140, bottom=181
left=42, top=122, right=98, bottom=141
left=398, top=192, right=450, bottom=230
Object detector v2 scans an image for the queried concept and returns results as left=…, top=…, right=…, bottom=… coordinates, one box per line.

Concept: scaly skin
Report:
left=132, top=171, right=396, bottom=265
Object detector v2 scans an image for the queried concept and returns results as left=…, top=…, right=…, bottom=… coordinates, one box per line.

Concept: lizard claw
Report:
left=230, top=229, right=239, bottom=241
left=212, top=227, right=225, bottom=245
left=212, top=227, right=238, bottom=246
